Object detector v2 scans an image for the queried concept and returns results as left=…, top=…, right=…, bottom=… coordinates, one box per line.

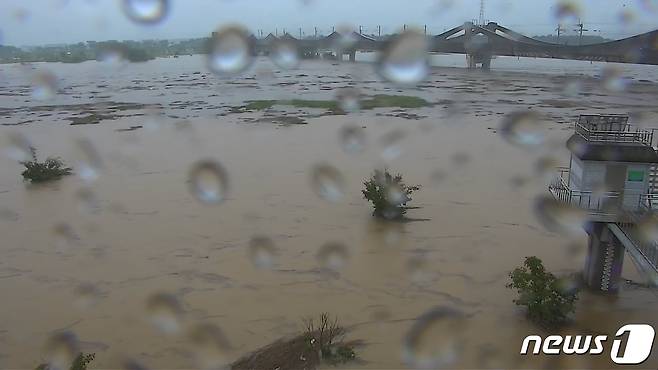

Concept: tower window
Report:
left=627, top=170, right=645, bottom=182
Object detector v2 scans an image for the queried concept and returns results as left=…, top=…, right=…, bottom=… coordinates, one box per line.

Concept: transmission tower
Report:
left=478, top=0, right=485, bottom=26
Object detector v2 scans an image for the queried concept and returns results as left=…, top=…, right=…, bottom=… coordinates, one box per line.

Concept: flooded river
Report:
left=0, top=55, right=657, bottom=369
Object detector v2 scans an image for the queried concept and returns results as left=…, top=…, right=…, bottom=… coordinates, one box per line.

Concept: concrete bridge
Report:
left=255, top=22, right=658, bottom=70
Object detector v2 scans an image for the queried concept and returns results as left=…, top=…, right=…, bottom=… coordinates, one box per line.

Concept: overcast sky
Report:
left=1, top=0, right=657, bottom=46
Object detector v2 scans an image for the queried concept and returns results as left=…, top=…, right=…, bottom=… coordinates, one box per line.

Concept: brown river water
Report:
left=0, top=55, right=657, bottom=369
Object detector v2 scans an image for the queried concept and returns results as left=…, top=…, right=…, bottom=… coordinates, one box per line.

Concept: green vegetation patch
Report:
left=507, top=256, right=579, bottom=328
left=241, top=95, right=430, bottom=114
left=20, top=147, right=73, bottom=183
left=232, top=313, right=360, bottom=370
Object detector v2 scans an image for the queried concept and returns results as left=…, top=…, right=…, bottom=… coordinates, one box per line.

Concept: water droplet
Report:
left=555, top=275, right=582, bottom=296
left=122, top=358, right=149, bottom=370
left=600, top=66, right=628, bottom=92
left=122, top=0, right=169, bottom=24
left=53, top=222, right=79, bottom=249
left=499, top=111, right=544, bottom=148
left=534, top=195, right=588, bottom=235
left=535, top=156, right=560, bottom=180
left=4, top=131, right=33, bottom=162
left=332, top=24, right=358, bottom=51
left=310, top=164, right=345, bottom=202
left=74, top=283, right=102, bottom=310
left=146, top=292, right=183, bottom=334
left=562, top=79, right=583, bottom=97
left=335, top=88, right=361, bottom=113
left=270, top=39, right=300, bottom=70
left=208, top=26, right=254, bottom=75
left=189, top=323, right=231, bottom=370
left=75, top=188, right=101, bottom=214
left=339, top=125, right=365, bottom=154
left=74, top=138, right=104, bottom=183
left=44, top=331, right=79, bottom=370
left=31, top=70, right=58, bottom=100
left=377, top=30, right=429, bottom=85
left=407, top=254, right=433, bottom=285
left=402, top=306, right=466, bottom=369
left=380, top=130, right=406, bottom=160
left=637, top=215, right=658, bottom=243
left=317, top=242, right=349, bottom=271
left=189, top=160, right=229, bottom=205
left=98, top=46, right=125, bottom=65
left=248, top=236, right=277, bottom=269
left=429, top=169, right=447, bottom=186
left=554, top=0, right=582, bottom=21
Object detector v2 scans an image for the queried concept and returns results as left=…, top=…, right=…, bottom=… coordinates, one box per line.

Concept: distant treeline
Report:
left=531, top=34, right=613, bottom=46
left=0, top=38, right=210, bottom=64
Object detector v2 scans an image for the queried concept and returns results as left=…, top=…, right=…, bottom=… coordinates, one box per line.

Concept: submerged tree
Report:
left=507, top=256, right=578, bottom=328
left=20, top=147, right=73, bottom=183
left=362, top=169, right=420, bottom=219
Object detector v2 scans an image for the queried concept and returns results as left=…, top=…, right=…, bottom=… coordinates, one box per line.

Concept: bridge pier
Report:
left=349, top=51, right=356, bottom=62
left=584, top=222, right=625, bottom=293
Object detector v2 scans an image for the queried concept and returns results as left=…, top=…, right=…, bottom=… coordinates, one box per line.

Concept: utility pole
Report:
left=378, top=25, right=381, bottom=37
left=299, top=27, right=303, bottom=39
left=424, top=25, right=427, bottom=35
left=275, top=28, right=278, bottom=36
left=332, top=26, right=335, bottom=33
left=574, top=20, right=588, bottom=45
left=403, top=24, right=407, bottom=31
left=359, top=25, right=363, bottom=35
left=556, top=24, right=565, bottom=41
left=314, top=27, right=318, bottom=38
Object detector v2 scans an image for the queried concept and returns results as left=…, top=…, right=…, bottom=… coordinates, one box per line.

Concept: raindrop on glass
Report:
left=74, top=138, right=104, bottom=183
left=31, top=70, right=58, bottom=101
left=339, top=125, right=365, bottom=154
left=317, top=242, right=349, bottom=271
left=208, top=26, right=254, bottom=76
left=310, top=164, right=345, bottom=202
left=122, top=0, right=169, bottom=24
left=75, top=188, right=101, bottom=214
left=44, top=331, right=80, bottom=370
left=74, top=283, right=102, bottom=310
left=377, top=30, right=429, bottom=85
left=336, top=87, right=361, bottom=113
left=553, top=0, right=582, bottom=21
left=380, top=130, right=406, bottom=160
left=189, top=160, right=229, bottom=205
left=270, top=39, right=300, bottom=70
left=146, top=292, right=183, bottom=334
left=600, top=66, right=628, bottom=92
left=189, top=323, right=231, bottom=370
left=53, top=222, right=79, bottom=249
left=407, top=254, right=432, bottom=285
left=4, top=131, right=33, bottom=162
left=402, top=306, right=466, bottom=369
left=248, top=236, right=277, bottom=269
left=499, top=111, right=544, bottom=148
left=534, top=195, right=588, bottom=235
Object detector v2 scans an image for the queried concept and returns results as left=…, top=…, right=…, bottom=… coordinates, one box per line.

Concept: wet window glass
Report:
left=1, top=1, right=658, bottom=370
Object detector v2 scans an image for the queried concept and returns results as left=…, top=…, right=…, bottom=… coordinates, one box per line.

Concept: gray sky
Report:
left=1, top=0, right=657, bottom=46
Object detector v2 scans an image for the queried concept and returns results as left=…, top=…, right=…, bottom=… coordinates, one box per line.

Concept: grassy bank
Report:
left=241, top=94, right=430, bottom=114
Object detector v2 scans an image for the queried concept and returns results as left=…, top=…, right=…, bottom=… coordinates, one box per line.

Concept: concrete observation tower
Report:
left=549, top=114, right=658, bottom=292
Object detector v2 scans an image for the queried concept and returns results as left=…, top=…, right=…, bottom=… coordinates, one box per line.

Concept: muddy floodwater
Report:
left=0, top=55, right=657, bottom=369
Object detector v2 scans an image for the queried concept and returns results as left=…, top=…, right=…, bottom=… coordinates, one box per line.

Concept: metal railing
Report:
left=548, top=168, right=658, bottom=278
left=548, top=168, right=658, bottom=213
left=574, top=122, right=654, bottom=146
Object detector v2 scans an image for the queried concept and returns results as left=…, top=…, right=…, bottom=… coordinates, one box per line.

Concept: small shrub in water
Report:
left=362, top=169, right=420, bottom=219
left=35, top=352, right=95, bottom=370
left=507, top=256, right=578, bottom=328
left=20, top=147, right=73, bottom=183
